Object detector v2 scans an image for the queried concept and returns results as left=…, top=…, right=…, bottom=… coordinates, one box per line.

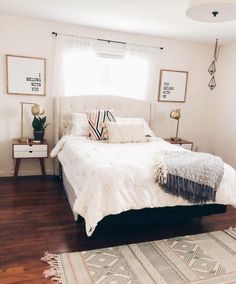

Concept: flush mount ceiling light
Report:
left=186, top=0, right=236, bottom=22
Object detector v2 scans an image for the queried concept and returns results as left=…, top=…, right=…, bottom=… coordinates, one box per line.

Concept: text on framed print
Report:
left=6, top=54, right=46, bottom=96
left=158, top=69, right=188, bottom=102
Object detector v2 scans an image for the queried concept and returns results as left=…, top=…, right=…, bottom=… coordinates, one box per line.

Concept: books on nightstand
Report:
left=32, top=140, right=42, bottom=144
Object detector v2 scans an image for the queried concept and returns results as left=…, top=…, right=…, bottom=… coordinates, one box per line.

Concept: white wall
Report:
left=0, top=14, right=213, bottom=176
left=211, top=43, right=236, bottom=169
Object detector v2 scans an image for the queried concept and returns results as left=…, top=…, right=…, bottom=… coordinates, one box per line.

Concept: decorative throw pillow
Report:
left=86, top=110, right=116, bottom=140
left=106, top=121, right=146, bottom=143
left=70, top=113, right=90, bottom=137
left=116, top=117, right=155, bottom=137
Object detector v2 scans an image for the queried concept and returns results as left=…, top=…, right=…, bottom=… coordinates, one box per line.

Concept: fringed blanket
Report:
left=154, top=151, right=224, bottom=203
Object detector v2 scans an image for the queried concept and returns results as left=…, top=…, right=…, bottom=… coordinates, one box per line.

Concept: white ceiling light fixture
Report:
left=186, top=0, right=236, bottom=22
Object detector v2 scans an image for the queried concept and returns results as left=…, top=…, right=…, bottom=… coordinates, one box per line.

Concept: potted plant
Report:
left=32, top=116, right=49, bottom=141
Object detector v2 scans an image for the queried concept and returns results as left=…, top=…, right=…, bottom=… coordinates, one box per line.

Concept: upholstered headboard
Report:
left=54, top=95, right=151, bottom=139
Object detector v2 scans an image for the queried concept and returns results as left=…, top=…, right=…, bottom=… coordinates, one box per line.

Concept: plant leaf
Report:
left=32, top=116, right=48, bottom=131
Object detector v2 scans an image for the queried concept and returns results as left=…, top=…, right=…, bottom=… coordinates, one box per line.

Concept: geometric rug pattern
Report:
left=166, top=236, right=226, bottom=279
left=43, top=228, right=236, bottom=283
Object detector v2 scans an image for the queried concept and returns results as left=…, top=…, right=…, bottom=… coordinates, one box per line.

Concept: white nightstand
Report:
left=164, top=138, right=193, bottom=151
left=12, top=139, right=48, bottom=178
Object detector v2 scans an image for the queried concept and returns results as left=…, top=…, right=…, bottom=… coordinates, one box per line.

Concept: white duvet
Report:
left=51, top=136, right=236, bottom=236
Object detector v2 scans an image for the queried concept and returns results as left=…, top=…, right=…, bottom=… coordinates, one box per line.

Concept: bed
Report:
left=52, top=95, right=236, bottom=236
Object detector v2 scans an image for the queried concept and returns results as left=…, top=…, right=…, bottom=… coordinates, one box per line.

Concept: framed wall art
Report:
left=6, top=54, right=46, bottom=96
left=158, top=69, right=188, bottom=103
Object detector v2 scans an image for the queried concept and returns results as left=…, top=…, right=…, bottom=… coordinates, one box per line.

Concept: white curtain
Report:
left=125, top=44, right=160, bottom=102
left=53, top=34, right=160, bottom=102
left=53, top=35, right=97, bottom=98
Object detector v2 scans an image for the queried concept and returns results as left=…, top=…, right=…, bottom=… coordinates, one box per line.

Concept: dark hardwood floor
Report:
left=1, top=176, right=236, bottom=283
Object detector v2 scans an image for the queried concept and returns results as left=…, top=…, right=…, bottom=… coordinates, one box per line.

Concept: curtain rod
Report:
left=51, top=32, right=164, bottom=50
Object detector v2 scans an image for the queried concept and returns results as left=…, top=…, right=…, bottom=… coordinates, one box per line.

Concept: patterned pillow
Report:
left=86, top=110, right=116, bottom=140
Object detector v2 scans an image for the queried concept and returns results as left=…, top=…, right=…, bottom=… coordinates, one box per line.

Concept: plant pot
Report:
left=33, top=131, right=45, bottom=141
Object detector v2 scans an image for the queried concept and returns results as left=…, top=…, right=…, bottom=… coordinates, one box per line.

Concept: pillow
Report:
left=116, top=117, right=155, bottom=137
left=86, top=110, right=116, bottom=140
left=106, top=121, right=146, bottom=143
left=70, top=113, right=90, bottom=137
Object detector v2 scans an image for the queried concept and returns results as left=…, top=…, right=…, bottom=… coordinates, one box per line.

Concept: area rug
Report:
left=41, top=228, right=236, bottom=284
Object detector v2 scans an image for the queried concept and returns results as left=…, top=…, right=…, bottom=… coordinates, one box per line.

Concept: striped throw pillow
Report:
left=86, top=110, right=116, bottom=140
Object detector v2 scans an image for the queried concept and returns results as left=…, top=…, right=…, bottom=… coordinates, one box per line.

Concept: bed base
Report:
left=98, top=204, right=227, bottom=226
left=75, top=204, right=227, bottom=227
left=62, top=171, right=78, bottom=221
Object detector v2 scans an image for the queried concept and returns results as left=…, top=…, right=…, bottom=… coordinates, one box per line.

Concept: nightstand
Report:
left=12, top=139, right=48, bottom=178
left=164, top=138, right=193, bottom=151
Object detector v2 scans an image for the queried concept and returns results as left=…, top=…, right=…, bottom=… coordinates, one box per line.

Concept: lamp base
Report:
left=18, top=137, right=30, bottom=143
left=171, top=137, right=182, bottom=142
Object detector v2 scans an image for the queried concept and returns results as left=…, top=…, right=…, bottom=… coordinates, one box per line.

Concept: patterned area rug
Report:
left=41, top=228, right=236, bottom=284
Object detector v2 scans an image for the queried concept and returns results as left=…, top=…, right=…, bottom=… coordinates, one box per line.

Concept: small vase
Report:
left=33, top=131, right=45, bottom=141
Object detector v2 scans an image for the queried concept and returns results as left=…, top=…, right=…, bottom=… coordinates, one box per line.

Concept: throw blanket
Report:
left=154, top=151, right=224, bottom=204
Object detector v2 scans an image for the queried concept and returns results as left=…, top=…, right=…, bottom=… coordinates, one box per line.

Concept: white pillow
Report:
left=106, top=121, right=146, bottom=143
left=70, top=113, right=90, bottom=137
left=116, top=117, right=155, bottom=137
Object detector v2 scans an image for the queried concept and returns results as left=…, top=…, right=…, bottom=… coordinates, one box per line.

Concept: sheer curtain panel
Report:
left=53, top=34, right=160, bottom=101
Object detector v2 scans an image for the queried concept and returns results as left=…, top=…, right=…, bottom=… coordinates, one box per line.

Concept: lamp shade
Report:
left=31, top=104, right=44, bottom=116
left=170, top=109, right=181, bottom=120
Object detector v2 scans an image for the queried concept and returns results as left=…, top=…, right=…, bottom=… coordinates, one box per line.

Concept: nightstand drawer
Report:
left=14, top=150, right=47, bottom=158
left=13, top=144, right=47, bottom=152
left=176, top=143, right=193, bottom=151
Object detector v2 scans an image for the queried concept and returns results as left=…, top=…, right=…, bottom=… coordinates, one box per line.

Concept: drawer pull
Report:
left=29, top=151, right=33, bottom=153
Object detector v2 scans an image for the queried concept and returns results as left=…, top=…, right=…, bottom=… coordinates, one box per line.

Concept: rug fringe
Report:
left=41, top=251, right=63, bottom=283
left=229, top=227, right=236, bottom=231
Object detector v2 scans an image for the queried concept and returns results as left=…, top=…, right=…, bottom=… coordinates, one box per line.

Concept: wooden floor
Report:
left=1, top=176, right=236, bottom=284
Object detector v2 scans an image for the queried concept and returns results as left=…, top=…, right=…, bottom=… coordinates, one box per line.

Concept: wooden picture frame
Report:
left=158, top=69, right=188, bottom=103
left=6, top=54, right=46, bottom=96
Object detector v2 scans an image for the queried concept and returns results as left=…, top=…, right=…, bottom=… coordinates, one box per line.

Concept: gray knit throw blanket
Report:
left=154, top=151, right=224, bottom=204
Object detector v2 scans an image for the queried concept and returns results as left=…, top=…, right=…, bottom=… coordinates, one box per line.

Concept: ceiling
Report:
left=1, top=0, right=236, bottom=44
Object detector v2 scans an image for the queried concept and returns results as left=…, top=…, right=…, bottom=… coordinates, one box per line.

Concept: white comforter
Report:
left=51, top=136, right=236, bottom=236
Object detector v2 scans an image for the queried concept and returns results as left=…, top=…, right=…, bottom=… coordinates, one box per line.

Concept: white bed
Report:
left=52, top=96, right=236, bottom=236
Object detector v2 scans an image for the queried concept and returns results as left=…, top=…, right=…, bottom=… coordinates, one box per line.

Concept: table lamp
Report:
left=170, top=109, right=181, bottom=141
left=18, top=102, right=45, bottom=142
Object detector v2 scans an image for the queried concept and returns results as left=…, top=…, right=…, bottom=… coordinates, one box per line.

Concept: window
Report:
left=55, top=35, right=159, bottom=101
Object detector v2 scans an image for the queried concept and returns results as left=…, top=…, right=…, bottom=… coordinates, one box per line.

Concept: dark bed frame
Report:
left=78, top=204, right=227, bottom=226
